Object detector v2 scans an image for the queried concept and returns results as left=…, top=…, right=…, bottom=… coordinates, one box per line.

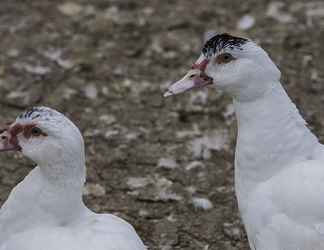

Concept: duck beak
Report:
left=0, top=124, right=21, bottom=152
left=164, top=57, right=212, bottom=97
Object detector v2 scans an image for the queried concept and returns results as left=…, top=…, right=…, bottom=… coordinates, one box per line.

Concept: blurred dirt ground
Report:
left=1, top=0, right=324, bottom=249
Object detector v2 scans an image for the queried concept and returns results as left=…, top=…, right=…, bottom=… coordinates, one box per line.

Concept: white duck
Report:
left=165, top=33, right=324, bottom=250
left=0, top=107, right=146, bottom=250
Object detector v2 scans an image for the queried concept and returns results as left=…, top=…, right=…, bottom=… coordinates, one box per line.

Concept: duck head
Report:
left=164, top=33, right=281, bottom=102
left=0, top=107, right=84, bottom=167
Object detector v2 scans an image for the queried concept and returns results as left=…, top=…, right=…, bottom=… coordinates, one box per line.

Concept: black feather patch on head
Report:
left=18, top=107, right=56, bottom=121
left=202, top=33, right=248, bottom=58
left=19, top=107, right=43, bottom=120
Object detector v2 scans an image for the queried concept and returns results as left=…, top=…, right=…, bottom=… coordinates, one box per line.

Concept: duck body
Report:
left=243, top=159, right=324, bottom=250
left=0, top=168, right=144, bottom=250
left=235, top=83, right=324, bottom=250
left=0, top=107, right=146, bottom=250
left=165, top=33, right=324, bottom=250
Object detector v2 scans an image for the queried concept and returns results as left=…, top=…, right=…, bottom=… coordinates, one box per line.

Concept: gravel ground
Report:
left=1, top=0, right=324, bottom=249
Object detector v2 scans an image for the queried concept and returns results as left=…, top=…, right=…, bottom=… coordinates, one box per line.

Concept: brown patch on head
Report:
left=8, top=123, right=47, bottom=141
left=23, top=124, right=47, bottom=139
left=0, top=123, right=48, bottom=153
left=9, top=124, right=23, bottom=137
left=8, top=124, right=23, bottom=147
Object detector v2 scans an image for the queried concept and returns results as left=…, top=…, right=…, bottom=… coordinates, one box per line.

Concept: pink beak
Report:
left=164, top=57, right=212, bottom=97
left=0, top=124, right=22, bottom=152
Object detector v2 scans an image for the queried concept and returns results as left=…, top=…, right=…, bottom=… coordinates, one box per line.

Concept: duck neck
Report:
left=39, top=156, right=86, bottom=191
left=37, top=154, right=87, bottom=214
left=0, top=157, right=87, bottom=242
left=234, top=82, right=318, bottom=204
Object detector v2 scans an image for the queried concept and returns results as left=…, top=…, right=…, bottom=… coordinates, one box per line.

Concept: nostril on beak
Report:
left=0, top=129, right=8, bottom=141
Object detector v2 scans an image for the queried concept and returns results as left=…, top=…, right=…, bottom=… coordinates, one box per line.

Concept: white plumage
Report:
left=0, top=107, right=146, bottom=250
left=234, top=85, right=324, bottom=250
left=165, top=33, right=324, bottom=250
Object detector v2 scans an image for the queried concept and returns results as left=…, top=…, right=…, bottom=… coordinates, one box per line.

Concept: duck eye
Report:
left=31, top=127, right=42, bottom=137
left=215, top=53, right=235, bottom=64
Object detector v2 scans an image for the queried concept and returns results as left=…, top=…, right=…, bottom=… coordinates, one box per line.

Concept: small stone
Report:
left=166, top=214, right=177, bottom=222
left=83, top=183, right=106, bottom=196
left=104, top=6, right=120, bottom=23
left=223, top=103, right=235, bottom=118
left=203, top=245, right=210, bottom=250
left=125, top=132, right=139, bottom=141
left=192, top=197, right=213, bottom=210
left=14, top=62, right=51, bottom=75
left=305, top=2, right=324, bottom=18
left=311, top=69, right=319, bottom=81
left=139, top=209, right=149, bottom=217
left=127, top=177, right=150, bottom=189
left=99, top=114, right=116, bottom=125
left=42, top=49, right=74, bottom=69
left=84, top=107, right=92, bottom=113
left=216, top=186, right=229, bottom=193
left=102, top=86, right=109, bottom=96
left=7, top=91, right=27, bottom=99
left=157, top=158, right=178, bottom=169
left=104, top=130, right=119, bottom=139
left=223, top=222, right=242, bottom=241
left=127, top=190, right=139, bottom=196
left=142, top=7, right=154, bottom=16
left=185, top=161, right=205, bottom=171
left=122, top=79, right=132, bottom=87
left=63, top=87, right=77, bottom=100
left=84, top=129, right=101, bottom=138
left=223, top=103, right=235, bottom=125
left=237, top=15, right=255, bottom=30
left=185, top=186, right=197, bottom=194
left=266, top=2, right=294, bottom=23
left=302, top=55, right=313, bottom=67
left=190, top=129, right=229, bottom=159
left=176, top=124, right=201, bottom=139
left=160, top=246, right=172, bottom=250
left=58, top=2, right=83, bottom=16
left=163, top=51, right=177, bottom=59
left=156, top=177, right=182, bottom=201
left=83, top=84, right=98, bottom=100
left=112, top=66, right=124, bottom=76
left=7, top=49, right=19, bottom=57
left=151, top=39, right=164, bottom=54
left=158, top=191, right=183, bottom=201
left=189, top=91, right=208, bottom=106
